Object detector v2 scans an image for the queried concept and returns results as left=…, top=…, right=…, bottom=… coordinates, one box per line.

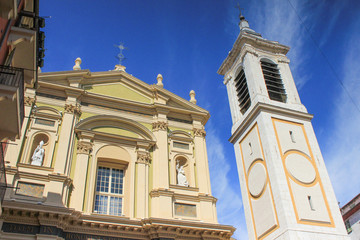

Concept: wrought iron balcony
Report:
left=0, top=65, right=25, bottom=136
left=0, top=144, right=7, bottom=204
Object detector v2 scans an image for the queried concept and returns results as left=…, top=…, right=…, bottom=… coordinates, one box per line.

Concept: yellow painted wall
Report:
left=69, top=138, right=78, bottom=179
left=36, top=102, right=64, bottom=112
left=93, top=127, right=140, bottom=138
left=88, top=83, right=152, bottom=104
left=140, top=122, right=152, bottom=131
left=168, top=126, right=192, bottom=134
left=80, top=112, right=97, bottom=120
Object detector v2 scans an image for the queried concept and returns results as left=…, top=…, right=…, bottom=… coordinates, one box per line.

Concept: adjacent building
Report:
left=0, top=60, right=235, bottom=239
left=217, top=14, right=349, bottom=239
left=341, top=194, right=360, bottom=239
left=0, top=0, right=43, bottom=215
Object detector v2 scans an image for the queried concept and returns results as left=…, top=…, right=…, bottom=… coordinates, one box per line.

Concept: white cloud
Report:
left=323, top=25, right=360, bottom=206
left=248, top=0, right=311, bottom=89
left=206, top=121, right=247, bottom=240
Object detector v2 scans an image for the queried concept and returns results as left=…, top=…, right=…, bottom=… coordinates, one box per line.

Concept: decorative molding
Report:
left=218, top=33, right=290, bottom=76
left=152, top=121, right=168, bottom=131
left=136, top=151, right=151, bottom=165
left=278, top=57, right=290, bottom=64
left=0, top=201, right=235, bottom=239
left=223, top=74, right=232, bottom=85
left=24, top=96, right=36, bottom=106
left=193, top=128, right=206, bottom=137
left=77, top=141, right=93, bottom=155
left=229, top=102, right=313, bottom=144
left=64, top=103, right=82, bottom=115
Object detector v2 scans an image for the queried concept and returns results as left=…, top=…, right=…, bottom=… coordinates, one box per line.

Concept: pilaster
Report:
left=192, top=126, right=211, bottom=194
left=135, top=148, right=150, bottom=219
left=151, top=109, right=169, bottom=189
left=53, top=101, right=81, bottom=174
left=69, top=133, right=93, bottom=211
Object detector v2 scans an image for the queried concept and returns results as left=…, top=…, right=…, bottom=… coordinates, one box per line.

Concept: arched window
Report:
left=260, top=59, right=287, bottom=103
left=92, top=145, right=130, bottom=217
left=94, top=166, right=125, bottom=216
left=234, top=68, right=251, bottom=114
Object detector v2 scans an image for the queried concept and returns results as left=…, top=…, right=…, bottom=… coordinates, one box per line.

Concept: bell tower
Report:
left=218, top=13, right=349, bottom=240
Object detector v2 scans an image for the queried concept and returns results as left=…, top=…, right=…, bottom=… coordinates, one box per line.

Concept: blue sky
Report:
left=40, top=1, right=360, bottom=239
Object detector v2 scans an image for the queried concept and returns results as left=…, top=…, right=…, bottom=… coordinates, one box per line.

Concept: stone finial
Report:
left=114, top=64, right=126, bottom=72
left=189, top=90, right=197, bottom=104
left=73, top=57, right=82, bottom=70
left=156, top=74, right=163, bottom=87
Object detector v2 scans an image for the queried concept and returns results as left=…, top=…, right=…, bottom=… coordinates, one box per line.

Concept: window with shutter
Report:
left=234, top=69, right=251, bottom=114
left=261, top=60, right=287, bottom=103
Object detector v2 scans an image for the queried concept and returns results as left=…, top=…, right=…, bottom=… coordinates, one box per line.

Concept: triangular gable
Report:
left=86, top=82, right=152, bottom=104
left=154, top=86, right=208, bottom=114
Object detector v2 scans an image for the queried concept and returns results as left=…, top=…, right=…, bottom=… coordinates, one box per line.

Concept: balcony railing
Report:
left=0, top=65, right=25, bottom=128
left=0, top=144, right=7, bottom=204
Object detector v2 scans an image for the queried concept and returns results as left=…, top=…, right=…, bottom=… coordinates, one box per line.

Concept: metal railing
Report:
left=0, top=65, right=25, bottom=128
left=0, top=144, right=7, bottom=204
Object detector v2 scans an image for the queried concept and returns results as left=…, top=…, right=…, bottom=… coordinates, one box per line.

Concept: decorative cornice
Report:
left=218, top=32, right=290, bottom=76
left=64, top=103, right=82, bottom=115
left=24, top=96, right=36, bottom=106
left=193, top=128, right=206, bottom=137
left=278, top=56, right=290, bottom=64
left=152, top=121, right=168, bottom=132
left=223, top=75, right=232, bottom=85
left=77, top=141, right=93, bottom=155
left=136, top=151, right=151, bottom=165
left=0, top=201, right=235, bottom=239
left=229, top=102, right=313, bottom=143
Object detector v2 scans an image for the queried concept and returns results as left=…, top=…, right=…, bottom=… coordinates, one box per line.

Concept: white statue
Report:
left=31, top=140, right=45, bottom=166
left=176, top=160, right=189, bottom=187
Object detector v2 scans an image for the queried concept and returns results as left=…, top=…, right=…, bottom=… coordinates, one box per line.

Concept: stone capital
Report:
left=136, top=151, right=151, bottom=165
left=239, top=44, right=259, bottom=64
left=152, top=121, right=168, bottom=132
left=64, top=103, right=82, bottom=116
left=77, top=141, right=93, bottom=155
left=193, top=128, right=206, bottom=138
left=278, top=57, right=290, bottom=64
left=24, top=96, right=36, bottom=106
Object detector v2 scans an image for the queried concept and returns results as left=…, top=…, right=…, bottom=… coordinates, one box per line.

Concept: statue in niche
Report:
left=176, top=160, right=189, bottom=187
left=31, top=140, right=45, bottom=166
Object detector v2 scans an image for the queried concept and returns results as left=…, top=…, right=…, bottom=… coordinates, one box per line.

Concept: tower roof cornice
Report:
left=218, top=32, right=290, bottom=76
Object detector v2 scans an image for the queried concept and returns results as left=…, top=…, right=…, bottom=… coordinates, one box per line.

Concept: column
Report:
left=69, top=134, right=93, bottom=211
left=135, top=147, right=150, bottom=218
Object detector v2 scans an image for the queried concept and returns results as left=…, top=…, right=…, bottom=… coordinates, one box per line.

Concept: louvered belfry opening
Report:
left=261, top=59, right=287, bottom=103
left=234, top=69, right=251, bottom=114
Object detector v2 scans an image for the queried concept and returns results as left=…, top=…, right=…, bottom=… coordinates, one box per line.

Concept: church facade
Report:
left=0, top=61, right=235, bottom=239
left=218, top=14, right=349, bottom=240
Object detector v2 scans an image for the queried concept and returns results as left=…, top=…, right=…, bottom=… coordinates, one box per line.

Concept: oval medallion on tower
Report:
left=247, top=161, right=267, bottom=198
left=285, top=153, right=316, bottom=184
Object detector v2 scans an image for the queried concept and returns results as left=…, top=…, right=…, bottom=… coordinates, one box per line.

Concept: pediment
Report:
left=39, top=70, right=209, bottom=120
left=85, top=82, right=152, bottom=104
